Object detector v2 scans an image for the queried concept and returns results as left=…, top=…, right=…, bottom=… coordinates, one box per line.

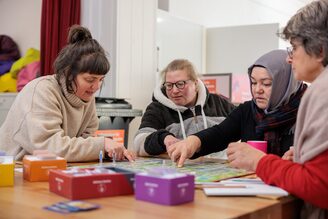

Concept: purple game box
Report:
left=135, top=171, right=194, bottom=205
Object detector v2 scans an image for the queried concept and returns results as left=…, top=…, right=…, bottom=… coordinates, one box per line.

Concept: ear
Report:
left=194, top=79, right=199, bottom=92
left=316, top=46, right=325, bottom=63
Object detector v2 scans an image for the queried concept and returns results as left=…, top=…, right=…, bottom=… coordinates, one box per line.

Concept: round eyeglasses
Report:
left=163, top=79, right=191, bottom=91
left=287, top=46, right=293, bottom=58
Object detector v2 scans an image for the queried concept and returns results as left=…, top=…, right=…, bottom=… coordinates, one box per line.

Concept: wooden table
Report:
left=0, top=167, right=301, bottom=219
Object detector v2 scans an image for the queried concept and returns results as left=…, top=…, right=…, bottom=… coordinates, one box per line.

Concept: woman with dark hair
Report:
left=227, top=1, right=328, bottom=217
left=0, top=25, right=134, bottom=162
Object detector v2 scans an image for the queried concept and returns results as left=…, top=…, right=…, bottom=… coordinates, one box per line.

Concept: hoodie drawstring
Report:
left=177, top=110, right=187, bottom=139
left=201, top=107, right=208, bottom=129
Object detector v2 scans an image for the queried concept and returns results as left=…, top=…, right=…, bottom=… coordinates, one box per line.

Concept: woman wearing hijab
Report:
left=167, top=49, right=307, bottom=167
left=227, top=0, right=328, bottom=217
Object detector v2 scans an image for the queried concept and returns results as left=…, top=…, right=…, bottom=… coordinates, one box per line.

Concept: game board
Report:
left=83, top=158, right=252, bottom=183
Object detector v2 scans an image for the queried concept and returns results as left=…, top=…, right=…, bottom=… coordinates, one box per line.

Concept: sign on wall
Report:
left=200, top=73, right=232, bottom=101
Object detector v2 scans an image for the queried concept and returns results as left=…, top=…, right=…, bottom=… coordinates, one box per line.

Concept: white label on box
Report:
left=177, top=182, right=189, bottom=188
left=25, top=155, right=64, bottom=161
left=144, top=182, right=158, bottom=188
left=93, top=179, right=112, bottom=184
left=55, top=177, right=64, bottom=191
left=0, top=156, right=14, bottom=164
left=41, top=165, right=58, bottom=169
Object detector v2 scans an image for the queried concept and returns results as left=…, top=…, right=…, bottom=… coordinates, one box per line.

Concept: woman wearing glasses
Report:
left=228, top=0, right=328, bottom=218
left=133, top=59, right=235, bottom=156
left=227, top=1, right=328, bottom=217
left=168, top=49, right=307, bottom=166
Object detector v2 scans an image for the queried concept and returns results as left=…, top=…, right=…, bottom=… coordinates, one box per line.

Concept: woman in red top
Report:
left=227, top=1, right=328, bottom=218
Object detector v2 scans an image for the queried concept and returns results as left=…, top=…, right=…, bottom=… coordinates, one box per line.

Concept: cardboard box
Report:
left=0, top=156, right=14, bottom=186
left=95, top=130, right=125, bottom=145
left=49, top=167, right=135, bottom=200
left=23, top=155, right=66, bottom=182
left=135, top=170, right=195, bottom=205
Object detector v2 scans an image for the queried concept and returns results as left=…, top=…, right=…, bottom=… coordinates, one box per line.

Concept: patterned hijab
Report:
left=248, top=50, right=307, bottom=156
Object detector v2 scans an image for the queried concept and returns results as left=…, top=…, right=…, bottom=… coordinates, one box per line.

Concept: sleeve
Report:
left=12, top=85, right=104, bottom=162
left=256, top=150, right=328, bottom=209
left=192, top=104, right=243, bottom=158
left=133, top=102, right=173, bottom=156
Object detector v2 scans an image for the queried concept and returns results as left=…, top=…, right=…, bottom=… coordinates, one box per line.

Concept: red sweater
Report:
left=256, top=149, right=328, bottom=209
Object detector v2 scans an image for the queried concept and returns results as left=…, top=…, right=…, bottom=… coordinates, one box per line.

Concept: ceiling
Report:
left=165, top=0, right=313, bottom=27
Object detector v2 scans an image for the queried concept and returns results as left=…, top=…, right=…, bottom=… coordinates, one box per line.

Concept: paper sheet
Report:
left=203, top=178, right=288, bottom=196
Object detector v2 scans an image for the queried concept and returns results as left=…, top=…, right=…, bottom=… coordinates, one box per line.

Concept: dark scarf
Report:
left=253, top=83, right=307, bottom=156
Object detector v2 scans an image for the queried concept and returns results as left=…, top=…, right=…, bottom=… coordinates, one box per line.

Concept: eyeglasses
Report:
left=163, top=80, right=191, bottom=91
left=286, top=46, right=294, bottom=58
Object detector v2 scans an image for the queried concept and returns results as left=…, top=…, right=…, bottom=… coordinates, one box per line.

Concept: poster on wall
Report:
left=231, top=74, right=252, bottom=104
left=200, top=73, right=232, bottom=101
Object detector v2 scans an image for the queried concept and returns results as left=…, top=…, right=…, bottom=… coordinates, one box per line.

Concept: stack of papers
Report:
left=201, top=178, right=288, bottom=197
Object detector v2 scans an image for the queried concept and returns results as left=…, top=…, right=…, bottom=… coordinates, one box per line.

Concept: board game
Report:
left=80, top=158, right=252, bottom=183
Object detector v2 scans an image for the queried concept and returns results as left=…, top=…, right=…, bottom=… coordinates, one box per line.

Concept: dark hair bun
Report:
left=67, top=25, right=92, bottom=44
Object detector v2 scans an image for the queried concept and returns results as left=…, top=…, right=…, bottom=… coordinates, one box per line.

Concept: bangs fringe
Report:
left=78, top=53, right=110, bottom=75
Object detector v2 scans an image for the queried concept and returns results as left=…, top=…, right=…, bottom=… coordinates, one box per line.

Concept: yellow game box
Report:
left=0, top=156, right=14, bottom=186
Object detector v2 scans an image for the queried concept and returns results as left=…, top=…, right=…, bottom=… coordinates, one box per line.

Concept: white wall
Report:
left=115, top=0, right=157, bottom=148
left=157, top=10, right=204, bottom=75
left=81, top=0, right=117, bottom=97
left=167, top=0, right=310, bottom=51
left=206, top=23, right=279, bottom=74
left=82, top=0, right=157, bottom=148
left=0, top=0, right=42, bottom=55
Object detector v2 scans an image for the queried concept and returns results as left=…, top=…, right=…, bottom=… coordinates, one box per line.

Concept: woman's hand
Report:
left=164, top=135, right=180, bottom=151
left=227, top=142, right=266, bottom=172
left=167, top=135, right=201, bottom=167
left=104, top=138, right=135, bottom=161
left=282, top=146, right=294, bottom=161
